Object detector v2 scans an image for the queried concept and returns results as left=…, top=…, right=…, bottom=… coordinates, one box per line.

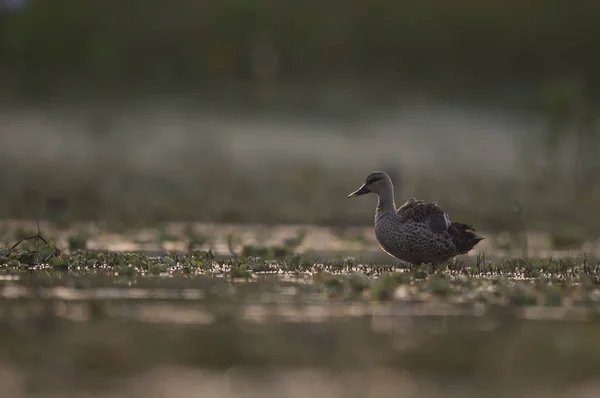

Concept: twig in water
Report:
left=8, top=220, right=48, bottom=252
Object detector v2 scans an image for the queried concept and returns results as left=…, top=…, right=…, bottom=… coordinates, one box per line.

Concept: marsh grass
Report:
left=2, top=239, right=600, bottom=309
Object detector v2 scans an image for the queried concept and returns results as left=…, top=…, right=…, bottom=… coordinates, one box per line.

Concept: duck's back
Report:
left=396, top=197, right=451, bottom=233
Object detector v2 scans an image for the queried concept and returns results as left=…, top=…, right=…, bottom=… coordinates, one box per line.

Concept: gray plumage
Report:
left=348, top=171, right=483, bottom=267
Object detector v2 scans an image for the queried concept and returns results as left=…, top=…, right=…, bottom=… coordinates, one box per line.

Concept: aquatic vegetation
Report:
left=1, top=236, right=599, bottom=312
left=0, top=231, right=599, bottom=397
left=68, top=234, right=88, bottom=251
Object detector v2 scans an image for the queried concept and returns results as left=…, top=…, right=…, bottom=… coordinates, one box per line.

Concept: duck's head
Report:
left=348, top=171, right=392, bottom=198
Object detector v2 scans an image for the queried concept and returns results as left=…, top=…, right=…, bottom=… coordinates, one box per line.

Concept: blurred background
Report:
left=3, top=2, right=600, bottom=398
left=1, top=0, right=600, bottom=235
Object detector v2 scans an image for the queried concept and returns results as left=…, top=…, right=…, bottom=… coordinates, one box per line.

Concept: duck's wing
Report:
left=397, top=197, right=451, bottom=234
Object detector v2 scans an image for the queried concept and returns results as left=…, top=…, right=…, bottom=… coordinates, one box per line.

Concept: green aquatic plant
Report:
left=371, top=272, right=398, bottom=301
left=68, top=234, right=88, bottom=251
left=325, top=255, right=357, bottom=273
left=544, top=284, right=565, bottom=307
left=115, top=265, right=137, bottom=277
left=230, top=264, right=252, bottom=279
left=508, top=283, right=538, bottom=307
left=426, top=274, right=453, bottom=298
left=323, top=276, right=344, bottom=297
left=241, top=245, right=271, bottom=258
left=345, top=272, right=371, bottom=297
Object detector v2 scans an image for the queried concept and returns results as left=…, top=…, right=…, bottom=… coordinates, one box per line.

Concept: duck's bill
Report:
left=348, top=185, right=371, bottom=198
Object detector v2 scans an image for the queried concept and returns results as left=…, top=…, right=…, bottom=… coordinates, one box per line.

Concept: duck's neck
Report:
left=375, top=189, right=396, bottom=223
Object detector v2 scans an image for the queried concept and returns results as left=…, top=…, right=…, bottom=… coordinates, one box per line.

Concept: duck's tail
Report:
left=448, top=222, right=484, bottom=254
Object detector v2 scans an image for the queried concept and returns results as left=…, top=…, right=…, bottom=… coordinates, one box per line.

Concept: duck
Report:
left=348, top=171, right=483, bottom=268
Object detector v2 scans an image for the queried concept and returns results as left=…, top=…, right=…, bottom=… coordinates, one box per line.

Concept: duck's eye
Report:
left=366, top=176, right=382, bottom=185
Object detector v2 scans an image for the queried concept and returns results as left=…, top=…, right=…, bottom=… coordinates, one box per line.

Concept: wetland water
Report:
left=0, top=223, right=600, bottom=397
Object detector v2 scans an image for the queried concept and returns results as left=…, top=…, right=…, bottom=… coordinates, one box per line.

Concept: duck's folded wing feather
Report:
left=397, top=197, right=451, bottom=234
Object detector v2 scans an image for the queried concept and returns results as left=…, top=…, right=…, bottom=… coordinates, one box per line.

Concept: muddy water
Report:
left=0, top=271, right=599, bottom=397
left=0, top=219, right=600, bottom=397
